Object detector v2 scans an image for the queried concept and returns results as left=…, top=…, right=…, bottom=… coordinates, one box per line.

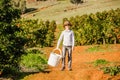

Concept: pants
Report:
left=62, top=45, right=72, bottom=69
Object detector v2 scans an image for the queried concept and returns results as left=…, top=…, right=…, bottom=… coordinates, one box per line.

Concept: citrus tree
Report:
left=0, top=0, right=26, bottom=72
left=12, top=0, right=26, bottom=14
left=68, top=8, right=120, bottom=45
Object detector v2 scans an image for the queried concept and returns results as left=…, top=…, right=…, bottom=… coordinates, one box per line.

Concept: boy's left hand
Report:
left=72, top=47, right=74, bottom=51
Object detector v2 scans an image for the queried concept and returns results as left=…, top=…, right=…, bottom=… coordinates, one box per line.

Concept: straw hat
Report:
left=63, top=20, right=72, bottom=27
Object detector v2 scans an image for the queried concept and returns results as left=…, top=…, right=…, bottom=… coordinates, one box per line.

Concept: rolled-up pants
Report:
left=62, top=45, right=72, bottom=69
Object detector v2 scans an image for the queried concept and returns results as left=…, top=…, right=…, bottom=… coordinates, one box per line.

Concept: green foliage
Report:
left=12, top=0, right=26, bottom=13
left=86, top=46, right=102, bottom=52
left=86, top=45, right=107, bottom=52
left=20, top=50, right=47, bottom=72
left=0, top=0, right=26, bottom=72
left=86, top=45, right=113, bottom=53
left=93, top=59, right=109, bottom=66
left=2, top=65, right=19, bottom=75
left=68, top=8, right=120, bottom=45
left=101, top=66, right=120, bottom=76
left=45, top=20, right=56, bottom=46
left=0, top=0, right=21, bottom=22
left=15, top=19, right=56, bottom=48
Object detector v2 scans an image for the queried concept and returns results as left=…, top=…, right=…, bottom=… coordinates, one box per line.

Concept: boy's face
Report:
left=65, top=25, right=70, bottom=30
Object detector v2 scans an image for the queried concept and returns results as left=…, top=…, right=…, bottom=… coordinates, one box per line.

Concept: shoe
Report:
left=60, top=67, right=65, bottom=71
left=68, top=68, right=72, bottom=71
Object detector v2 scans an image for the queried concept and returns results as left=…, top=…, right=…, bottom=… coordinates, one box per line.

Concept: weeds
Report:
left=86, top=45, right=104, bottom=52
left=101, top=65, right=120, bottom=76
left=20, top=49, right=48, bottom=72
left=86, top=45, right=113, bottom=53
left=93, top=59, right=120, bottom=76
left=93, top=59, right=109, bottom=66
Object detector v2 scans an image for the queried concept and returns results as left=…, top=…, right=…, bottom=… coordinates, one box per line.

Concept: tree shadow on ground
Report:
left=25, top=8, right=37, bottom=13
left=0, top=70, right=51, bottom=80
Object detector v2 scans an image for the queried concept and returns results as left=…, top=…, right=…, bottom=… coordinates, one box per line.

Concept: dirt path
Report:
left=23, top=45, right=120, bottom=80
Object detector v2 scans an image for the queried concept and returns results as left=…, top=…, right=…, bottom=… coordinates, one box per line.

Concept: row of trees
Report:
left=66, top=8, right=120, bottom=45
left=1, top=0, right=120, bottom=75
left=0, top=0, right=56, bottom=73
left=15, top=19, right=56, bottom=48
left=0, top=0, right=25, bottom=70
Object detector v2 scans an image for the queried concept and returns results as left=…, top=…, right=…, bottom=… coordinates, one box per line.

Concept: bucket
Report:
left=48, top=49, right=62, bottom=67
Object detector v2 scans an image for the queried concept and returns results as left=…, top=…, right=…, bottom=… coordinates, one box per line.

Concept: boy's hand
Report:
left=72, top=47, right=74, bottom=51
left=55, top=47, right=59, bottom=50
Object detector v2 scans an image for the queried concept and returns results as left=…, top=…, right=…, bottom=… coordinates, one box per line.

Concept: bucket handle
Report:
left=52, top=48, right=62, bottom=55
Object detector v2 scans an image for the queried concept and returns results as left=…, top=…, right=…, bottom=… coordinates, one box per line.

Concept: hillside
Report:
left=22, top=0, right=120, bottom=24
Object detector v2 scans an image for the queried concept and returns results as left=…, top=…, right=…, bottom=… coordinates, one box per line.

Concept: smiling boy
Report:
left=56, top=20, right=75, bottom=71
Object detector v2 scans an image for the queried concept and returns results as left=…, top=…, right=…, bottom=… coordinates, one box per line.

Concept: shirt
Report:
left=57, top=30, right=74, bottom=48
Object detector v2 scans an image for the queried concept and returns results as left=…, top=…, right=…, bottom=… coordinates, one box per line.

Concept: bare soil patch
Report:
left=23, top=44, right=120, bottom=80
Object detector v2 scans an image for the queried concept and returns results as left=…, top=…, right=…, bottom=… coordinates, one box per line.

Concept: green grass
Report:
left=24, top=0, right=120, bottom=24
left=93, top=59, right=109, bottom=66
left=85, top=45, right=114, bottom=53
left=101, top=65, right=120, bottom=76
left=86, top=45, right=103, bottom=52
left=92, top=59, right=120, bottom=76
left=20, top=49, right=48, bottom=72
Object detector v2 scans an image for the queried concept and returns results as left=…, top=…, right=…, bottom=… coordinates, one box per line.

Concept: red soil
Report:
left=24, top=44, right=120, bottom=80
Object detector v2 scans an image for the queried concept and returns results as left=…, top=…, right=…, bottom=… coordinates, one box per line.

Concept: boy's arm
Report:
left=56, top=31, right=64, bottom=49
left=72, top=31, right=75, bottom=51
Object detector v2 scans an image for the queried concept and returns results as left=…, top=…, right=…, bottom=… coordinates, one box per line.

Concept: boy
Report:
left=56, top=20, right=75, bottom=71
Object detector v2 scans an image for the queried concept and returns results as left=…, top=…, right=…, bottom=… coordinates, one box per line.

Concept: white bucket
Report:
left=48, top=49, right=62, bottom=67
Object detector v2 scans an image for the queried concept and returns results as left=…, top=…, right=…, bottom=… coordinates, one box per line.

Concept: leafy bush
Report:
left=15, top=19, right=56, bottom=48
left=20, top=50, right=47, bottom=72
left=67, top=8, right=120, bottom=45
left=93, top=59, right=109, bottom=66
left=0, top=0, right=56, bottom=74
left=12, top=0, right=26, bottom=13
left=101, top=66, right=120, bottom=76
left=0, top=0, right=26, bottom=71
left=2, top=66, right=19, bottom=75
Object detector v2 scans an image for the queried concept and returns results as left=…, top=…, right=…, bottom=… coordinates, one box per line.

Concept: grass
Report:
left=101, top=65, right=120, bottom=76
left=20, top=49, right=48, bottom=72
left=24, top=0, right=120, bottom=24
left=92, top=59, right=120, bottom=76
left=86, top=45, right=104, bottom=52
left=93, top=59, right=109, bottom=66
left=0, top=49, right=48, bottom=80
left=85, top=44, right=114, bottom=53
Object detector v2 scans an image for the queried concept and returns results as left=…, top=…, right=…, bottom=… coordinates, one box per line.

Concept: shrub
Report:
left=93, top=59, right=109, bottom=66
left=68, top=8, right=120, bottom=45
left=12, top=0, right=26, bottom=14
left=101, top=66, right=120, bottom=76
left=15, top=19, right=56, bottom=48
left=0, top=0, right=26, bottom=72
left=20, top=50, right=47, bottom=72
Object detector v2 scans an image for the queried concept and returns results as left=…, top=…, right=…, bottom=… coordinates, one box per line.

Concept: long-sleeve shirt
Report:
left=57, top=30, right=74, bottom=48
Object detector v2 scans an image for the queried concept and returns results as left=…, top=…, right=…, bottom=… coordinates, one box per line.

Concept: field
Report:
left=22, top=0, right=120, bottom=24
left=20, top=0, right=120, bottom=80
left=1, top=0, right=120, bottom=80
left=23, top=44, right=120, bottom=80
